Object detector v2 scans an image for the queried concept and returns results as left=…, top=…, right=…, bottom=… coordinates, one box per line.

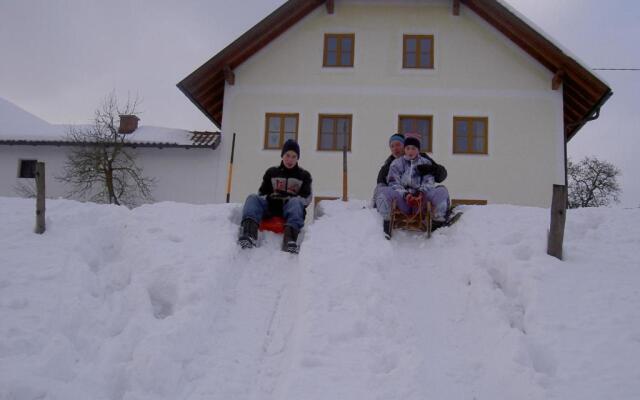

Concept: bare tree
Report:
left=57, top=92, right=155, bottom=206
left=568, top=156, right=621, bottom=208
left=13, top=180, right=36, bottom=198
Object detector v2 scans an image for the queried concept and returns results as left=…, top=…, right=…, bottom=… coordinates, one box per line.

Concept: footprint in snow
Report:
left=147, top=280, right=178, bottom=319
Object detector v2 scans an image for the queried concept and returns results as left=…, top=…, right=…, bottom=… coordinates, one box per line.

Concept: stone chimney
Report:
left=118, top=115, right=139, bottom=134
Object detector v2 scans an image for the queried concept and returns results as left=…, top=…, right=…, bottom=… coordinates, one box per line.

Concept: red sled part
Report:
left=259, top=216, right=286, bottom=234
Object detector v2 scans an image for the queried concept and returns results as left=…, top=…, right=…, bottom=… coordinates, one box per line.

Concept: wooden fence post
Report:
left=547, top=184, right=566, bottom=259
left=35, top=162, right=46, bottom=234
left=342, top=144, right=348, bottom=201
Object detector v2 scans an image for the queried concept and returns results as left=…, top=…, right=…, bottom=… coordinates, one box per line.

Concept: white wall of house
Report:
left=218, top=1, right=565, bottom=208
left=0, top=145, right=221, bottom=204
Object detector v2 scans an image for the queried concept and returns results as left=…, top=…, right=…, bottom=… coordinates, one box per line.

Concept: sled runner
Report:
left=431, top=208, right=463, bottom=232
left=389, top=194, right=432, bottom=239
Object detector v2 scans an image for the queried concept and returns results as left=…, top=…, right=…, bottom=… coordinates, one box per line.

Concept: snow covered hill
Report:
left=1, top=197, right=639, bottom=400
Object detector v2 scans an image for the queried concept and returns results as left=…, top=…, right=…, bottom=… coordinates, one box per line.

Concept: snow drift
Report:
left=0, top=197, right=639, bottom=400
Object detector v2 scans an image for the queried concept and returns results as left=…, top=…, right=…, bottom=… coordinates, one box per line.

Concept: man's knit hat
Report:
left=389, top=133, right=405, bottom=145
left=281, top=139, right=300, bottom=158
left=403, top=136, right=421, bottom=149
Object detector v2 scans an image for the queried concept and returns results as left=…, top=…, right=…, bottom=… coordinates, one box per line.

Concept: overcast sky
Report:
left=1, top=0, right=638, bottom=206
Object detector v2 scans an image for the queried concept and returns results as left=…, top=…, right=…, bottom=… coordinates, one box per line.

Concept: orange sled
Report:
left=259, top=216, right=286, bottom=234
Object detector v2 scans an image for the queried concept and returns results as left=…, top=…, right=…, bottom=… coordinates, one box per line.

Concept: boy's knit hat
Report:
left=403, top=136, right=421, bottom=149
left=281, top=139, right=300, bottom=158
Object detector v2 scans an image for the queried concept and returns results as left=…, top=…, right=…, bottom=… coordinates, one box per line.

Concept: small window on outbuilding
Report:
left=18, top=160, right=37, bottom=178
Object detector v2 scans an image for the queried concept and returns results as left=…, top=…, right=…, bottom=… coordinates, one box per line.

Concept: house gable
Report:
left=177, top=0, right=611, bottom=140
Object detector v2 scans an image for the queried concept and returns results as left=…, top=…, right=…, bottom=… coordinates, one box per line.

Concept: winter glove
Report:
left=417, top=163, right=447, bottom=183
left=267, top=192, right=288, bottom=215
left=416, top=163, right=437, bottom=177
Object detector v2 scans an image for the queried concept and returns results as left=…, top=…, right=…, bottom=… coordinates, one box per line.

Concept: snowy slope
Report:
left=0, top=197, right=639, bottom=400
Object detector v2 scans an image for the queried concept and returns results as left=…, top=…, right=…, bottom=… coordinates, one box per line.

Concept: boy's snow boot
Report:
left=383, top=220, right=392, bottom=240
left=282, top=226, right=299, bottom=254
left=238, top=219, right=259, bottom=249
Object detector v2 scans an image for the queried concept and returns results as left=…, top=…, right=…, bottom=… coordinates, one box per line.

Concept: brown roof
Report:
left=177, top=0, right=612, bottom=141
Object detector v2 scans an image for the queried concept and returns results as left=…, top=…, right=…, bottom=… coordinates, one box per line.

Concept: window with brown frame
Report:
left=453, top=117, right=488, bottom=154
left=264, top=113, right=299, bottom=150
left=323, top=33, right=355, bottom=67
left=398, top=115, right=433, bottom=153
left=403, top=34, right=434, bottom=69
left=317, top=114, right=352, bottom=151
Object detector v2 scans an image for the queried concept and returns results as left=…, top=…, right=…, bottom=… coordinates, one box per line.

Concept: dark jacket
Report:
left=376, top=153, right=447, bottom=185
left=259, top=162, right=313, bottom=209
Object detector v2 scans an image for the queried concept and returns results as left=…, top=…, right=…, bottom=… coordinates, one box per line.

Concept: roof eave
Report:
left=0, top=140, right=220, bottom=150
left=566, top=88, right=614, bottom=142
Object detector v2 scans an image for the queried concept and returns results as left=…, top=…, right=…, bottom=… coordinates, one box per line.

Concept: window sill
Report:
left=320, top=66, right=355, bottom=73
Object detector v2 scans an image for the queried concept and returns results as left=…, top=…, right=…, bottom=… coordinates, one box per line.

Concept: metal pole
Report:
left=225, top=133, right=236, bottom=203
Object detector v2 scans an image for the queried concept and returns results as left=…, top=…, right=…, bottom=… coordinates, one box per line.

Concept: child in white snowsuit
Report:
left=378, top=136, right=450, bottom=237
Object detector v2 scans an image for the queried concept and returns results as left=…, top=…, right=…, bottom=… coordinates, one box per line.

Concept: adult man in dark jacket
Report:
left=238, top=139, right=312, bottom=253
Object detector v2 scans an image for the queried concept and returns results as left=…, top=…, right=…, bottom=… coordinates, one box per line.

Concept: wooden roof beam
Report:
left=223, top=65, right=235, bottom=85
left=326, top=0, right=334, bottom=14
left=453, top=0, right=460, bottom=16
left=552, top=70, right=564, bottom=90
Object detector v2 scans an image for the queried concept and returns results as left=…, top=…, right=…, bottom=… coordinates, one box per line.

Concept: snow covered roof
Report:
left=0, top=97, right=220, bottom=149
left=178, top=0, right=612, bottom=141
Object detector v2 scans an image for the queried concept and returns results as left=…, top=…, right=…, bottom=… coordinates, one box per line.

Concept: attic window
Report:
left=403, top=35, right=434, bottom=69
left=264, top=113, right=299, bottom=149
left=18, top=159, right=37, bottom=178
left=323, top=33, right=355, bottom=67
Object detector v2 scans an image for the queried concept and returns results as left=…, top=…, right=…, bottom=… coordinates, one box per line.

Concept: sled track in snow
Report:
left=187, top=233, right=303, bottom=399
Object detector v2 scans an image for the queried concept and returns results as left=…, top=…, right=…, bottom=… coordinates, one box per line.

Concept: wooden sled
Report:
left=389, top=195, right=432, bottom=239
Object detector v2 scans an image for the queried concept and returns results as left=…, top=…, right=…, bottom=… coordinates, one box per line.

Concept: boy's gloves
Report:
left=267, top=192, right=289, bottom=214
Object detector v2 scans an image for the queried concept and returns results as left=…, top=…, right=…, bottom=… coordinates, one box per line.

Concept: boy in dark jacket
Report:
left=238, top=139, right=312, bottom=253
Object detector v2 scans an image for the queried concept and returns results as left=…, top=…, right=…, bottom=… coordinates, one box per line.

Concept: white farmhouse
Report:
left=0, top=97, right=221, bottom=204
left=178, top=0, right=611, bottom=208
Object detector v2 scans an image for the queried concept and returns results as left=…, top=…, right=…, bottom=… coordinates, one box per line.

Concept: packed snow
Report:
left=0, top=197, right=639, bottom=400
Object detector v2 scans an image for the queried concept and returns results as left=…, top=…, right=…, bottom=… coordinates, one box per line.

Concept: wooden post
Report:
left=452, top=0, right=460, bottom=15
left=342, top=144, right=348, bottom=201
left=225, top=133, right=236, bottom=203
left=547, top=184, right=567, bottom=260
left=35, top=162, right=46, bottom=234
